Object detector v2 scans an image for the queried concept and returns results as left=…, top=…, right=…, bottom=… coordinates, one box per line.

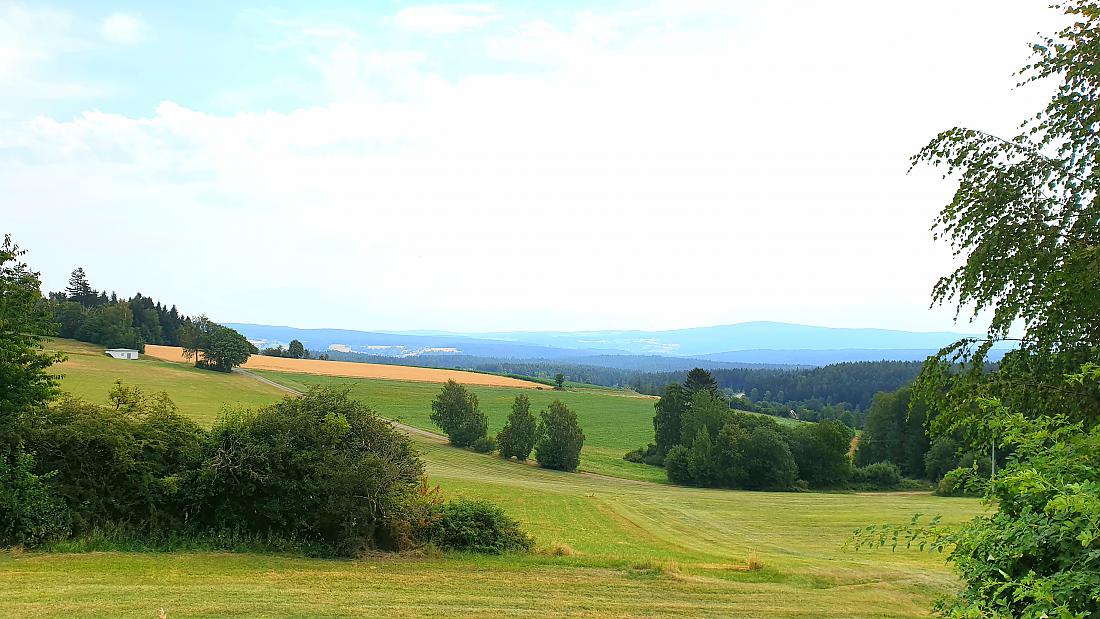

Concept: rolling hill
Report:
left=227, top=320, right=1008, bottom=366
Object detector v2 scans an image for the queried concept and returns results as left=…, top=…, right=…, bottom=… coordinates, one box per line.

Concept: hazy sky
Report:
left=1, top=1, right=1064, bottom=332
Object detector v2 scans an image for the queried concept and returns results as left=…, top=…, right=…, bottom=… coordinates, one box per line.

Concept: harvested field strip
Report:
left=142, top=345, right=549, bottom=389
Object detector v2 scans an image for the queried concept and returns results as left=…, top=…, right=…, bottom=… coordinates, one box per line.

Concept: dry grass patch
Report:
left=142, top=345, right=548, bottom=389
left=542, top=543, right=578, bottom=557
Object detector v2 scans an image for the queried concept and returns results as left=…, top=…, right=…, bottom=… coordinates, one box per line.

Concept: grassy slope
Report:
left=255, top=370, right=669, bottom=482
left=48, top=339, right=284, bottom=425
left=3, top=340, right=984, bottom=617
left=255, top=370, right=800, bottom=482
left=1, top=434, right=981, bottom=617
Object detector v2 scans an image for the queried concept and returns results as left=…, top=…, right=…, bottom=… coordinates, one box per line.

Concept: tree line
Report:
left=46, top=267, right=253, bottom=373
left=629, top=361, right=924, bottom=411
left=49, top=267, right=193, bottom=350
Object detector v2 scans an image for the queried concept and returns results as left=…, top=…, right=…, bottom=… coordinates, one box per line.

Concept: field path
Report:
left=235, top=368, right=448, bottom=443
left=143, top=344, right=548, bottom=389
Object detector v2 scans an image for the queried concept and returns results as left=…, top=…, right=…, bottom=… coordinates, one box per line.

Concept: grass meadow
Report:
left=5, top=339, right=985, bottom=617
left=48, top=339, right=285, bottom=425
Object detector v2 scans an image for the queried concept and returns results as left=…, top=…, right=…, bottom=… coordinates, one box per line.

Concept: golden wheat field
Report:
left=141, top=345, right=549, bottom=389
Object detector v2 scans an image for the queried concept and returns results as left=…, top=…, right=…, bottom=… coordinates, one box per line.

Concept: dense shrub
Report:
left=430, top=380, right=489, bottom=449
left=935, top=466, right=986, bottom=497
left=788, top=420, right=854, bottom=488
left=0, top=446, right=68, bottom=546
left=498, top=395, right=538, bottom=461
left=470, top=434, right=497, bottom=454
left=534, top=400, right=585, bottom=472
left=850, top=461, right=902, bottom=489
left=854, top=388, right=928, bottom=477
left=23, top=384, right=205, bottom=534
left=417, top=498, right=533, bottom=553
left=187, top=386, right=424, bottom=556
left=623, top=443, right=662, bottom=466
left=663, top=445, right=691, bottom=484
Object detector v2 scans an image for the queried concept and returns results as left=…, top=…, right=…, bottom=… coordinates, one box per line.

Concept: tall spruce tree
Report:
left=64, top=268, right=94, bottom=308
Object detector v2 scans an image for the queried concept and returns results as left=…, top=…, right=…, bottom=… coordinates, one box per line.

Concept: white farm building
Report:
left=105, top=348, right=139, bottom=360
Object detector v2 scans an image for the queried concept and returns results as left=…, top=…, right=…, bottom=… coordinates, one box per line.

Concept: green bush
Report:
left=23, top=385, right=205, bottom=534
left=534, top=400, right=585, bottom=472
left=417, top=498, right=533, bottom=554
left=187, top=386, right=424, bottom=556
left=470, top=434, right=497, bottom=454
left=935, top=466, right=986, bottom=497
left=664, top=445, right=691, bottom=484
left=850, top=461, right=902, bottom=489
left=0, top=446, right=68, bottom=547
left=623, top=443, right=662, bottom=466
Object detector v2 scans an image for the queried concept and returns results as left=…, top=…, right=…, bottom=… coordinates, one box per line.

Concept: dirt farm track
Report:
left=142, top=345, right=549, bottom=389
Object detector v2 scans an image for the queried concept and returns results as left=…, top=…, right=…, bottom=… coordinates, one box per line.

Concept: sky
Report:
left=0, top=1, right=1066, bottom=333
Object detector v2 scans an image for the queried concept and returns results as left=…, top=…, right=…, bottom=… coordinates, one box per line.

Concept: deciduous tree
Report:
left=534, top=400, right=584, bottom=472
left=429, top=380, right=488, bottom=448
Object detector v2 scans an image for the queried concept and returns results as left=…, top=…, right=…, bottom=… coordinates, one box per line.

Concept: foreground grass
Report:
left=0, top=434, right=981, bottom=617
left=48, top=338, right=284, bottom=424
left=9, top=341, right=984, bottom=616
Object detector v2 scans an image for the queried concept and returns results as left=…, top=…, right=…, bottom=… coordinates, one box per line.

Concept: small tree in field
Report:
left=178, top=315, right=251, bottom=372
left=534, top=400, right=584, bottom=472
left=498, top=394, right=538, bottom=461
left=288, top=339, right=307, bottom=359
left=553, top=373, right=565, bottom=390
left=429, top=380, right=488, bottom=448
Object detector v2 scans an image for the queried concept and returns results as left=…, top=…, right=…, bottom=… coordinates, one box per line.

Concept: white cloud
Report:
left=0, top=5, right=104, bottom=103
left=0, top=0, right=1071, bottom=332
left=394, top=4, right=498, bottom=33
left=100, top=13, right=144, bottom=44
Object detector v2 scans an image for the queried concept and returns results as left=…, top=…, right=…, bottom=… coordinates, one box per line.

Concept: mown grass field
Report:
left=0, top=434, right=982, bottom=617
left=7, top=339, right=985, bottom=617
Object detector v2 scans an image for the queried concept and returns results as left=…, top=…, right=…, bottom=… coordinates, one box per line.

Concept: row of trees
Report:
left=429, top=381, right=585, bottom=472
left=49, top=268, right=193, bottom=351
left=261, top=339, right=311, bottom=359
left=48, top=267, right=254, bottom=372
left=630, top=361, right=924, bottom=416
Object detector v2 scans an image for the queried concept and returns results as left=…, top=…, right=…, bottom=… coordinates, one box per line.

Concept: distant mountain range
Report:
left=225, top=321, right=1007, bottom=367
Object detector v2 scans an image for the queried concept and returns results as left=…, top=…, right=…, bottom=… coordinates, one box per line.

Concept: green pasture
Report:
left=47, top=338, right=284, bottom=425
left=6, top=339, right=985, bottom=617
